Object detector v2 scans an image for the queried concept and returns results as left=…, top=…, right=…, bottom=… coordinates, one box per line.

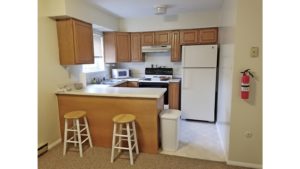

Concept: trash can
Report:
left=160, top=109, right=181, bottom=151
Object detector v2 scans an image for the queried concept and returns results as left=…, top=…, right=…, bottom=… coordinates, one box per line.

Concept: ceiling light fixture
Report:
left=154, top=5, right=167, bottom=15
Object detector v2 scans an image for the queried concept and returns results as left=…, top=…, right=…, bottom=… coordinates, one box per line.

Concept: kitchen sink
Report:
left=100, top=79, right=124, bottom=85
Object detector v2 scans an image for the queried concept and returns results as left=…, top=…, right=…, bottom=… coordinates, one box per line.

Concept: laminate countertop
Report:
left=56, top=84, right=167, bottom=99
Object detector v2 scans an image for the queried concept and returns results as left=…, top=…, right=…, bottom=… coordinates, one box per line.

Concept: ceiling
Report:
left=86, top=0, right=224, bottom=19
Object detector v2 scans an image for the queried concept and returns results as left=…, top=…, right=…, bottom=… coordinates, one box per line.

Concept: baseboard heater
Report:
left=38, top=143, right=48, bottom=157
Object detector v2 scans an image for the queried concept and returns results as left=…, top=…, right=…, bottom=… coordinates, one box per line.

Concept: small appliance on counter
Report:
left=112, top=69, right=130, bottom=79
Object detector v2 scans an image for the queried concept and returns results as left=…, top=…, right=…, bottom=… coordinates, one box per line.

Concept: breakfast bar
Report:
left=56, top=85, right=166, bottom=154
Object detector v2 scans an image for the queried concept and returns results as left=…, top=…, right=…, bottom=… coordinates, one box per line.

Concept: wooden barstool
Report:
left=111, top=114, right=139, bottom=165
left=63, top=110, right=93, bottom=157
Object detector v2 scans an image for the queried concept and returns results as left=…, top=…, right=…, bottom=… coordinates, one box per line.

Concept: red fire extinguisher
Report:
left=240, top=69, right=254, bottom=99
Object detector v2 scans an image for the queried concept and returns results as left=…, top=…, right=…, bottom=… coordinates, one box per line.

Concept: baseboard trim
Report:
left=227, top=160, right=262, bottom=169
left=48, top=138, right=62, bottom=150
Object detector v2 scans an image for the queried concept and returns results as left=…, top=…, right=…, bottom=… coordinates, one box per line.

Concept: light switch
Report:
left=250, top=47, right=259, bottom=57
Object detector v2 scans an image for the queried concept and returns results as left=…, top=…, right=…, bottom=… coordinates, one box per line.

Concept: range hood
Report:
left=142, top=45, right=171, bottom=53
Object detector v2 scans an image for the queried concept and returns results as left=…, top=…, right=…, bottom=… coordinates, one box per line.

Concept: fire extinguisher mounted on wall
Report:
left=240, top=69, right=254, bottom=99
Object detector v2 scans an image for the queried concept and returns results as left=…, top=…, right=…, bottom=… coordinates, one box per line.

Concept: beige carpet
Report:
left=38, top=144, right=252, bottom=169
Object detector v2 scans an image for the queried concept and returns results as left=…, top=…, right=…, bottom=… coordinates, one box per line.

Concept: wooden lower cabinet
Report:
left=127, top=81, right=139, bottom=87
left=168, top=81, right=180, bottom=109
left=115, top=82, right=128, bottom=87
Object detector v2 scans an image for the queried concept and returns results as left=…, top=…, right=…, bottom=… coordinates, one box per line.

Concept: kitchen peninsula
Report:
left=56, top=85, right=166, bottom=154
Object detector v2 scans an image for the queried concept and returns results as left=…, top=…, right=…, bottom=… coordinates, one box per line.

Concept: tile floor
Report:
left=160, top=119, right=225, bottom=162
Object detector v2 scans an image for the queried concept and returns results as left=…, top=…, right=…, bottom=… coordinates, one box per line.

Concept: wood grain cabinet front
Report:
left=171, top=31, right=181, bottom=62
left=104, top=32, right=131, bottom=63
left=56, top=18, right=94, bottom=65
left=198, top=28, right=218, bottom=44
left=168, top=81, right=180, bottom=110
left=155, top=31, right=171, bottom=45
left=131, top=33, right=145, bottom=62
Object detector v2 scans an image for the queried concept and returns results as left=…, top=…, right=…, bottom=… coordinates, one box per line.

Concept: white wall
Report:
left=228, top=0, right=262, bottom=166
left=117, top=53, right=182, bottom=78
left=218, top=0, right=262, bottom=167
left=38, top=0, right=119, bottom=147
left=217, top=0, right=237, bottom=160
left=120, top=10, right=219, bottom=32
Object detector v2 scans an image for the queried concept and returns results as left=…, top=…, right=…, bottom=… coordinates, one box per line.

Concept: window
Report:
left=82, top=31, right=105, bottom=72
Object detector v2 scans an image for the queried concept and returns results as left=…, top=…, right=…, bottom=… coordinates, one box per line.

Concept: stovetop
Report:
left=139, top=68, right=173, bottom=83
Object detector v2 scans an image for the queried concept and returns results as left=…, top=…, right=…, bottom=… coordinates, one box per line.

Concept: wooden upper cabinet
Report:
left=56, top=18, right=94, bottom=65
left=141, top=31, right=171, bottom=45
left=180, top=29, right=198, bottom=45
left=131, top=33, right=145, bottom=62
left=171, top=31, right=181, bottom=62
left=141, top=32, right=155, bottom=46
left=155, top=31, right=171, bottom=45
left=198, top=28, right=218, bottom=44
left=116, top=32, right=131, bottom=62
left=104, top=32, right=131, bottom=63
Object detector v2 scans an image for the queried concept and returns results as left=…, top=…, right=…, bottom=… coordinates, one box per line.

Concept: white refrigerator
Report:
left=181, top=45, right=218, bottom=122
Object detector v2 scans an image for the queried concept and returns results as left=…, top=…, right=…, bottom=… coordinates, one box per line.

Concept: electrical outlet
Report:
left=250, top=47, right=259, bottom=57
left=244, top=131, right=253, bottom=138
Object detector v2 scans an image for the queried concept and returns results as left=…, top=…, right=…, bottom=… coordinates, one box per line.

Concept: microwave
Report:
left=112, top=69, right=130, bottom=79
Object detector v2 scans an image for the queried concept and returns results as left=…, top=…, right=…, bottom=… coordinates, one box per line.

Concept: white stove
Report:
left=138, top=68, right=173, bottom=105
left=139, top=75, right=173, bottom=83
left=138, top=68, right=173, bottom=83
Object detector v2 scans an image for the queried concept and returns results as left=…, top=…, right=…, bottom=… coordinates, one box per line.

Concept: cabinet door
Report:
left=180, top=30, right=198, bottom=44
left=116, top=32, right=131, bottom=62
left=131, top=33, right=145, bottom=62
left=73, top=20, right=94, bottom=64
left=155, top=31, right=171, bottom=45
left=127, top=81, right=139, bottom=87
left=56, top=18, right=94, bottom=65
left=168, top=82, right=180, bottom=109
left=103, top=32, right=117, bottom=63
left=198, top=28, right=218, bottom=44
left=141, top=32, right=154, bottom=46
left=171, top=31, right=181, bottom=62
left=115, top=82, right=128, bottom=87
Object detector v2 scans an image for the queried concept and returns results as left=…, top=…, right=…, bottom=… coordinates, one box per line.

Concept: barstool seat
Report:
left=111, top=114, right=139, bottom=165
left=63, top=110, right=93, bottom=157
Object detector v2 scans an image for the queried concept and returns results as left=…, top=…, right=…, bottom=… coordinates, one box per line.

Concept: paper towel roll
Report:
left=79, top=73, right=87, bottom=88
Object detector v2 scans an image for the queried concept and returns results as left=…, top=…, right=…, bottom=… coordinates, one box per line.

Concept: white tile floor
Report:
left=160, top=119, right=225, bottom=162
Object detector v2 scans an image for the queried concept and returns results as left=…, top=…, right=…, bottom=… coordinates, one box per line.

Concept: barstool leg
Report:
left=76, top=119, right=83, bottom=157
left=84, top=117, right=93, bottom=147
left=73, top=119, right=77, bottom=147
left=63, top=119, right=68, bottom=156
left=127, top=123, right=133, bottom=165
left=118, top=123, right=123, bottom=153
left=132, top=121, right=139, bottom=154
left=111, top=123, right=117, bottom=163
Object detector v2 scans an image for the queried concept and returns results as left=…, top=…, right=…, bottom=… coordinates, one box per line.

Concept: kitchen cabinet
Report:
left=180, top=29, right=198, bottom=45
left=180, top=28, right=218, bottom=45
left=141, top=31, right=171, bottom=45
left=171, top=31, right=181, bottom=62
left=168, top=81, right=180, bottom=110
left=131, top=33, right=145, bottom=62
left=155, top=31, right=171, bottom=45
left=198, top=28, right=218, bottom=44
left=104, top=32, right=131, bottom=63
left=141, top=32, right=155, bottom=46
left=56, top=18, right=94, bottom=65
left=127, top=81, right=139, bottom=87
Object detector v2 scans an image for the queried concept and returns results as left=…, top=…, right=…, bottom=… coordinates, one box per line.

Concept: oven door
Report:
left=139, top=82, right=168, bottom=105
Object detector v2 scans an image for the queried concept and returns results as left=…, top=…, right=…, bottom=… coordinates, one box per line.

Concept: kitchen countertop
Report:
left=56, top=84, right=166, bottom=99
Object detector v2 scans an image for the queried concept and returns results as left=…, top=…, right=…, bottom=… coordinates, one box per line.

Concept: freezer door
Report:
left=181, top=68, right=216, bottom=122
left=182, top=45, right=218, bottom=68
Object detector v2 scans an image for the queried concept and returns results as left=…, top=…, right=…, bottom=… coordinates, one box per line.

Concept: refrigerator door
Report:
left=182, top=45, right=218, bottom=68
left=181, top=68, right=216, bottom=122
